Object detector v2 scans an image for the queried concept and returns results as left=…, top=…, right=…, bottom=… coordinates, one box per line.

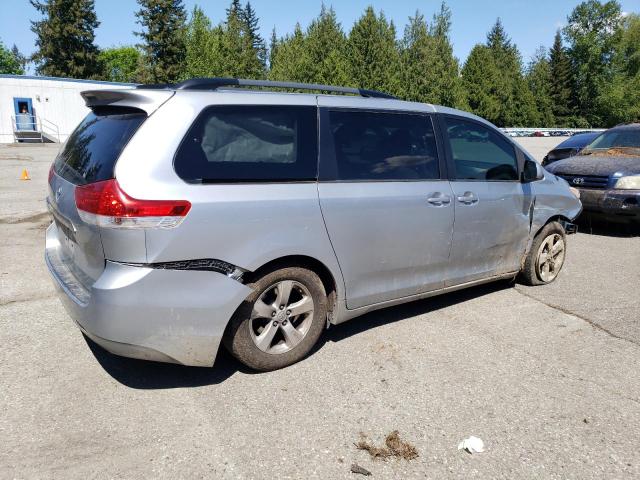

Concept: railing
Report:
left=11, top=115, right=61, bottom=143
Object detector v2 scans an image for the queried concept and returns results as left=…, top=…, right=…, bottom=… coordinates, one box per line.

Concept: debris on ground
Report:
left=458, top=436, right=485, bottom=454
left=350, top=463, right=372, bottom=476
left=355, top=431, right=419, bottom=461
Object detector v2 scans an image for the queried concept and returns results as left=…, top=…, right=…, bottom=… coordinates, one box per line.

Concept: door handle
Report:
left=427, top=193, right=451, bottom=206
left=456, top=191, right=478, bottom=205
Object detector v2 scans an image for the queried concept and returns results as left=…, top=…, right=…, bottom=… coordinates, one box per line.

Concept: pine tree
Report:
left=526, top=47, right=555, bottom=126
left=268, top=27, right=278, bottom=69
left=220, top=1, right=265, bottom=78
left=135, top=0, right=187, bottom=83
left=268, top=24, right=308, bottom=82
left=400, top=11, right=436, bottom=102
left=347, top=7, right=401, bottom=95
left=400, top=5, right=466, bottom=107
left=461, top=45, right=502, bottom=124
left=304, top=5, right=350, bottom=86
left=30, top=0, right=101, bottom=78
left=10, top=45, right=28, bottom=73
left=463, top=18, right=539, bottom=126
left=548, top=31, right=575, bottom=125
left=183, top=6, right=225, bottom=79
left=242, top=2, right=267, bottom=69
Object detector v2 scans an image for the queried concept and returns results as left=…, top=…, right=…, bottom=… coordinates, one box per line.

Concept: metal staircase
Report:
left=11, top=115, right=60, bottom=143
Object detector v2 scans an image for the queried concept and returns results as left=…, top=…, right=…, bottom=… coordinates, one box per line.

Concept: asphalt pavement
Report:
left=1, top=142, right=639, bottom=479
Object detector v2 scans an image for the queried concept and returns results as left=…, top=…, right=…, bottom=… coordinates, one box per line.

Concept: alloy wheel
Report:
left=535, top=233, right=565, bottom=283
left=249, top=280, right=315, bottom=354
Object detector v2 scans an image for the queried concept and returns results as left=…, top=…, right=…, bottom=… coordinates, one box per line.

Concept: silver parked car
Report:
left=45, top=78, right=582, bottom=371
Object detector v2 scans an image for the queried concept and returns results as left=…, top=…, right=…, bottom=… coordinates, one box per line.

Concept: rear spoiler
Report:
left=80, top=89, right=174, bottom=115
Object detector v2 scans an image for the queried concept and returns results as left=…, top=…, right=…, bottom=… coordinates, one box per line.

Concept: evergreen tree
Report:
left=30, top=0, right=101, bottom=78
left=526, top=47, right=555, bottom=126
left=268, top=27, right=278, bottom=68
left=242, top=2, right=267, bottom=69
left=401, top=12, right=436, bottom=102
left=269, top=24, right=308, bottom=82
left=98, top=46, right=141, bottom=82
left=135, top=0, right=187, bottom=83
left=548, top=31, right=576, bottom=125
left=347, top=7, right=400, bottom=95
left=220, top=1, right=265, bottom=78
left=0, top=41, right=24, bottom=74
left=183, top=6, right=224, bottom=79
left=463, top=19, right=538, bottom=126
left=564, top=0, right=624, bottom=125
left=461, top=45, right=502, bottom=123
left=401, top=3, right=466, bottom=108
left=304, top=5, right=350, bottom=86
left=10, top=45, right=28, bottom=73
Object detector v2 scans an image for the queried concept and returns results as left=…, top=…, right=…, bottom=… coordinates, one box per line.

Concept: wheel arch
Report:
left=532, top=214, right=572, bottom=239
left=242, top=255, right=340, bottom=323
left=521, top=214, right=572, bottom=270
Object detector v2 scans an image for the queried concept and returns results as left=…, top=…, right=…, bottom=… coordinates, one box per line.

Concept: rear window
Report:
left=174, top=105, right=318, bottom=183
left=54, top=107, right=146, bottom=185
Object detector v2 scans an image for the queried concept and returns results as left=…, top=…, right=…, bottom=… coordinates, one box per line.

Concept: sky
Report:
left=2, top=0, right=639, bottom=72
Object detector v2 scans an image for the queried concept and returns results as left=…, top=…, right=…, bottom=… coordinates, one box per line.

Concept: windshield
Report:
left=581, top=128, right=640, bottom=156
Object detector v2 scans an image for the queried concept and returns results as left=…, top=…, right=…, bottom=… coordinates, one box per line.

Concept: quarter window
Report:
left=327, top=110, right=440, bottom=181
left=444, top=118, right=519, bottom=181
left=174, top=105, right=318, bottom=183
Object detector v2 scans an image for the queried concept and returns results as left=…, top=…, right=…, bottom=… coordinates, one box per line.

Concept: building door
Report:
left=13, top=97, right=35, bottom=131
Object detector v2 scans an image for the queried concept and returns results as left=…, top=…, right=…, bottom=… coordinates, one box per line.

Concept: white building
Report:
left=0, top=74, right=132, bottom=143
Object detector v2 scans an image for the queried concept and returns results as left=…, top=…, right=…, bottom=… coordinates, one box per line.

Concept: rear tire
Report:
left=520, top=221, right=567, bottom=286
left=223, top=267, right=327, bottom=371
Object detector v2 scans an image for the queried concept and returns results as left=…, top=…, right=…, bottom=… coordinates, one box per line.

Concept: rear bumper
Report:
left=45, top=223, right=253, bottom=367
left=577, top=188, right=640, bottom=221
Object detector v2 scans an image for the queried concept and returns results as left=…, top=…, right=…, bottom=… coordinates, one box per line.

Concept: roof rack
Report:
left=140, top=77, right=395, bottom=99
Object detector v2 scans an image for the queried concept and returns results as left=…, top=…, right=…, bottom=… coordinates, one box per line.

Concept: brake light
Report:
left=75, top=179, right=191, bottom=229
left=48, top=164, right=55, bottom=184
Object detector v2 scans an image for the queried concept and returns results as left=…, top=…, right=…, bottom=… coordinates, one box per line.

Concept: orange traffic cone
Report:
left=20, top=169, right=31, bottom=180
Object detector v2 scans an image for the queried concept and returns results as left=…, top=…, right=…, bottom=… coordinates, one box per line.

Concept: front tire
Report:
left=223, top=267, right=327, bottom=371
left=520, top=221, right=567, bottom=286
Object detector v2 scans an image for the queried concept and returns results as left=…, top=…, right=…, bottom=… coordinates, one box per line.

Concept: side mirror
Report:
left=522, top=159, right=544, bottom=183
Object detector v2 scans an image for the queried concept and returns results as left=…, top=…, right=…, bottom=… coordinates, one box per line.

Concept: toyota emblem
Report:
left=55, top=186, right=63, bottom=201
left=572, top=178, right=585, bottom=185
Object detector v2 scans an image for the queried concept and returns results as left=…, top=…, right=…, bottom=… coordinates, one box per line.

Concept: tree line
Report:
left=0, top=0, right=638, bottom=127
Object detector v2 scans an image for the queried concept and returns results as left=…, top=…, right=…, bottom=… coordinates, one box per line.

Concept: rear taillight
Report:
left=75, top=179, right=191, bottom=229
left=48, top=164, right=55, bottom=184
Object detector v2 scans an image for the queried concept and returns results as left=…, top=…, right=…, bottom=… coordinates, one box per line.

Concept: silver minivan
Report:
left=45, top=78, right=582, bottom=371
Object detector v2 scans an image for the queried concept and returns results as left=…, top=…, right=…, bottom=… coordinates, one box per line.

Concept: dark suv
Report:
left=545, top=123, right=640, bottom=224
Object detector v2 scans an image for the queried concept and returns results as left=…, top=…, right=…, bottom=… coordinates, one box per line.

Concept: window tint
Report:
left=445, top=117, right=519, bottom=181
left=174, top=106, right=318, bottom=183
left=54, top=107, right=146, bottom=185
left=328, top=110, right=439, bottom=181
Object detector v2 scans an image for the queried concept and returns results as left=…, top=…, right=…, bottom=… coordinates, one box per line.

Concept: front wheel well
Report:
left=242, top=255, right=338, bottom=323
left=533, top=215, right=572, bottom=238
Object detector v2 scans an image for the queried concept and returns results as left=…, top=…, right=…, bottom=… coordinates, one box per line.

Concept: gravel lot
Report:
left=1, top=141, right=639, bottom=479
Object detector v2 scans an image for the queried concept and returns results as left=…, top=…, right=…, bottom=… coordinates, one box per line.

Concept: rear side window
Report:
left=54, top=107, right=146, bottom=185
left=174, top=105, right=318, bottom=183
left=444, top=117, right=518, bottom=181
left=327, top=110, right=440, bottom=181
